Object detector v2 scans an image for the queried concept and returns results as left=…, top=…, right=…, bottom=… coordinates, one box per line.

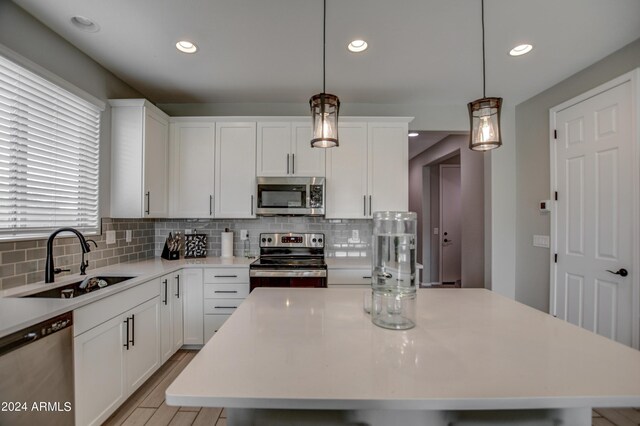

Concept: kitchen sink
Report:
left=21, top=276, right=136, bottom=299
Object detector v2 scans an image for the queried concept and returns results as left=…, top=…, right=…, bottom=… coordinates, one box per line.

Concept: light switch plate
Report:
left=352, top=230, right=359, bottom=241
left=125, top=230, right=132, bottom=243
left=106, top=230, right=116, bottom=245
left=433, top=228, right=439, bottom=235
left=240, top=229, right=248, bottom=240
left=533, top=235, right=550, bottom=248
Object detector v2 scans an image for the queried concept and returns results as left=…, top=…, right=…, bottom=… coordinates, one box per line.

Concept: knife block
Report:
left=161, top=240, right=180, bottom=260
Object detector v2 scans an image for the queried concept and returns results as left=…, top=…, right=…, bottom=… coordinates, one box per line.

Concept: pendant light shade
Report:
left=468, top=0, right=502, bottom=152
left=310, top=0, right=340, bottom=148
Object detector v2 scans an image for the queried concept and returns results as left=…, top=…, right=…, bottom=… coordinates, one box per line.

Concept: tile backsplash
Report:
left=154, top=217, right=373, bottom=259
left=0, top=216, right=371, bottom=290
left=0, top=218, right=155, bottom=290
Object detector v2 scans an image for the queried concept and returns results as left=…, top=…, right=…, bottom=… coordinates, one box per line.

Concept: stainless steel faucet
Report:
left=45, top=228, right=97, bottom=283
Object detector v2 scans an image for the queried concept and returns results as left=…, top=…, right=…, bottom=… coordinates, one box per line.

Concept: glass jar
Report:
left=371, top=211, right=417, bottom=330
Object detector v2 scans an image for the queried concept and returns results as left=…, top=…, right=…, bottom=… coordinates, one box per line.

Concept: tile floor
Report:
left=104, top=349, right=640, bottom=426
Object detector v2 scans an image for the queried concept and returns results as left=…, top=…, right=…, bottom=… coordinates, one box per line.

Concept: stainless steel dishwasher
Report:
left=0, top=312, right=74, bottom=426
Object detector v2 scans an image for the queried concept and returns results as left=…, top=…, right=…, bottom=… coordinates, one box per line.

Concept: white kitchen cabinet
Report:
left=183, top=268, right=204, bottom=345
left=325, top=120, right=409, bottom=218
left=203, top=267, right=250, bottom=342
left=215, top=122, right=257, bottom=218
left=257, top=121, right=325, bottom=177
left=110, top=99, right=169, bottom=218
left=327, top=268, right=372, bottom=287
left=169, top=120, right=215, bottom=217
left=74, top=279, right=160, bottom=426
left=159, top=271, right=184, bottom=363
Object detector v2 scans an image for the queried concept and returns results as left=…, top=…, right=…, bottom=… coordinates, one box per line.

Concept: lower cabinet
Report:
left=74, top=291, right=160, bottom=426
left=183, top=268, right=204, bottom=345
left=203, top=267, right=250, bottom=342
left=160, top=271, right=184, bottom=363
left=327, top=268, right=372, bottom=288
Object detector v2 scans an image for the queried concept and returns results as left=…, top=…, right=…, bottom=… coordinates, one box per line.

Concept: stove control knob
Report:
left=318, top=238, right=323, bottom=243
left=312, top=238, right=316, bottom=243
left=261, top=238, right=266, bottom=243
left=267, top=238, right=272, bottom=243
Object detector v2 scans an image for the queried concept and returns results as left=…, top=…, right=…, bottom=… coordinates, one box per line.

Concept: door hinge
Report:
left=554, top=191, right=558, bottom=201
left=554, top=253, right=558, bottom=263
left=553, top=129, right=557, bottom=139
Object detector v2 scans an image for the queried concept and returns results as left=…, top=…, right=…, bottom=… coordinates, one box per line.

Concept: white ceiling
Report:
left=11, top=0, right=640, bottom=107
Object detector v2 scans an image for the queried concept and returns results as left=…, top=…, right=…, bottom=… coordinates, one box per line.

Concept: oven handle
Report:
left=249, top=269, right=327, bottom=278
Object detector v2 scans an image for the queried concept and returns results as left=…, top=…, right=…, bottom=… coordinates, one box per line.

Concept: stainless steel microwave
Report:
left=256, top=177, right=325, bottom=216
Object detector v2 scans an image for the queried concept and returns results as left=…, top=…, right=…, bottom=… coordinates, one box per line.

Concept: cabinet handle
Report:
left=163, top=279, right=168, bottom=305
left=292, top=153, right=295, bottom=175
left=214, top=275, right=238, bottom=278
left=251, top=195, right=254, bottom=216
left=130, top=314, right=135, bottom=347
left=369, top=195, right=372, bottom=216
left=209, top=195, right=213, bottom=216
left=362, top=276, right=372, bottom=279
left=123, top=318, right=130, bottom=350
left=214, top=290, right=238, bottom=294
left=215, top=306, right=237, bottom=309
left=145, top=191, right=150, bottom=215
left=363, top=195, right=366, bottom=216
left=175, top=275, right=180, bottom=298
left=286, top=154, right=290, bottom=174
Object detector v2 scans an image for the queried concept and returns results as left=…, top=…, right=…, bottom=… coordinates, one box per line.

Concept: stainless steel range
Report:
left=249, top=233, right=327, bottom=291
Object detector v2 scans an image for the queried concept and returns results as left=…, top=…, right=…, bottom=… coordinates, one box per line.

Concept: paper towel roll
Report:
left=221, top=232, right=234, bottom=258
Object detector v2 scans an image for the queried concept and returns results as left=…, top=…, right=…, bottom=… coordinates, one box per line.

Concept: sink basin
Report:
left=22, top=276, right=136, bottom=299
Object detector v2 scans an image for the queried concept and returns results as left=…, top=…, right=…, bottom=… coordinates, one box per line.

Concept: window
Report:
left=0, top=54, right=101, bottom=240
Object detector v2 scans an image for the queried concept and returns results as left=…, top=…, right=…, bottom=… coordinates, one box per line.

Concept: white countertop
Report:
left=166, top=288, right=640, bottom=411
left=0, top=256, right=253, bottom=338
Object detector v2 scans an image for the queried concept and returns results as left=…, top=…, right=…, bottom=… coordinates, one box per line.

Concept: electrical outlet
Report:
left=106, top=230, right=116, bottom=245
left=240, top=229, right=248, bottom=240
left=125, top=230, right=132, bottom=243
left=351, top=230, right=359, bottom=241
left=433, top=228, right=439, bottom=235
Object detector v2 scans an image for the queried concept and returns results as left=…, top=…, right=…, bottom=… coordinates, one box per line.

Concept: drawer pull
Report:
left=214, top=290, right=238, bottom=293
left=214, top=275, right=238, bottom=278
left=362, top=276, right=372, bottom=279
left=214, top=306, right=237, bottom=309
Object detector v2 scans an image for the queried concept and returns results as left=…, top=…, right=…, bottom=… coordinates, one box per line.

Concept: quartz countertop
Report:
left=0, top=256, right=253, bottom=338
left=166, top=287, right=640, bottom=411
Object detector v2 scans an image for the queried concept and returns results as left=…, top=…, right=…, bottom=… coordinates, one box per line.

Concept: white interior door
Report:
left=439, top=165, right=461, bottom=284
left=552, top=79, right=635, bottom=347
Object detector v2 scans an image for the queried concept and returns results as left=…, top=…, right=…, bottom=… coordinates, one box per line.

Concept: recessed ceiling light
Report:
left=509, top=44, right=533, bottom=56
left=408, top=132, right=419, bottom=137
left=176, top=40, right=198, bottom=54
left=348, top=40, right=368, bottom=53
left=70, top=16, right=100, bottom=33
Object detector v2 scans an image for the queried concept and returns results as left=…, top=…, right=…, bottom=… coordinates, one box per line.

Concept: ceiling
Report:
left=11, top=0, right=640, bottom=106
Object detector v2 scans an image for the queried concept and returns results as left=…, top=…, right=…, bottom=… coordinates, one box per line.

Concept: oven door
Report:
left=249, top=269, right=327, bottom=291
left=256, top=177, right=324, bottom=216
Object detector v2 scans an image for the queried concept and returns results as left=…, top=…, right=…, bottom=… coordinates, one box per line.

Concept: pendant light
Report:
left=467, top=0, right=502, bottom=151
left=310, top=0, right=340, bottom=148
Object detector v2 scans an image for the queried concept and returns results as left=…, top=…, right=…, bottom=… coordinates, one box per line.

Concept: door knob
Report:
left=606, top=268, right=628, bottom=277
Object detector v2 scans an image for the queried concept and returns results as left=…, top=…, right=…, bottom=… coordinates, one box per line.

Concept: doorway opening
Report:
left=408, top=132, right=485, bottom=288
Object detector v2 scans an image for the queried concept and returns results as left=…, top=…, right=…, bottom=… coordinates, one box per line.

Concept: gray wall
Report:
left=408, top=135, right=484, bottom=287
left=515, top=38, right=640, bottom=312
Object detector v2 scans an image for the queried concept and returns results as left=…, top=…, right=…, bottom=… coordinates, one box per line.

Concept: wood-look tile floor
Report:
left=104, top=349, right=640, bottom=426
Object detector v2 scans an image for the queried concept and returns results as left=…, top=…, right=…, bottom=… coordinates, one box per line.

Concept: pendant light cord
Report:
left=481, top=0, right=486, bottom=98
left=323, top=0, right=326, bottom=93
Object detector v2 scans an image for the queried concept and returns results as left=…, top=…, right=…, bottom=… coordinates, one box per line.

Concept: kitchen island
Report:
left=166, top=287, right=640, bottom=425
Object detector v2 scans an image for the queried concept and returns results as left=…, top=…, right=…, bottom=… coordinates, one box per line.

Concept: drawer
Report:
left=204, top=314, right=230, bottom=343
left=204, top=268, right=249, bottom=284
left=204, top=298, right=242, bottom=315
left=327, top=269, right=372, bottom=286
left=204, top=283, right=249, bottom=299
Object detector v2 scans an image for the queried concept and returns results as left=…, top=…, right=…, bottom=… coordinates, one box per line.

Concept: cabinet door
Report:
left=183, top=268, right=204, bottom=345
left=367, top=122, right=409, bottom=215
left=325, top=122, right=368, bottom=218
left=172, top=271, right=184, bottom=352
left=159, top=275, right=173, bottom=364
left=170, top=121, right=215, bottom=217
left=257, top=122, right=291, bottom=176
left=143, top=107, right=169, bottom=217
left=125, top=297, right=161, bottom=393
left=292, top=123, right=325, bottom=176
left=74, top=314, right=127, bottom=426
left=215, top=122, right=257, bottom=218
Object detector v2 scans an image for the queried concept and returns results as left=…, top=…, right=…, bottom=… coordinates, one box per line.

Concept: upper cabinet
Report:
left=215, top=122, right=257, bottom=218
left=110, top=99, right=169, bottom=218
left=256, top=121, right=325, bottom=177
left=325, top=120, right=409, bottom=219
left=169, top=120, right=216, bottom=218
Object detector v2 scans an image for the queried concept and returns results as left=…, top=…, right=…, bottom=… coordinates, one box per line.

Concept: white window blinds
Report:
left=0, top=54, right=101, bottom=240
